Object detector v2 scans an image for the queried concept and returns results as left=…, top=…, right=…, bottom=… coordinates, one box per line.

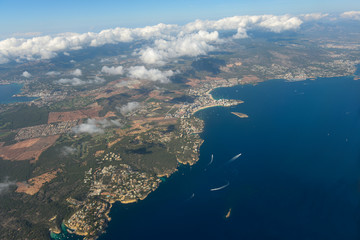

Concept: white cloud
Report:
left=0, top=23, right=177, bottom=64
left=117, top=102, right=140, bottom=115
left=91, top=76, right=105, bottom=84
left=101, top=66, right=124, bottom=75
left=0, top=14, right=303, bottom=64
left=72, top=118, right=122, bottom=134
left=56, top=76, right=104, bottom=86
left=183, top=14, right=302, bottom=33
left=71, top=68, right=82, bottom=76
left=0, top=177, right=15, bottom=194
left=22, top=71, right=31, bottom=78
left=257, top=15, right=303, bottom=33
left=300, top=13, right=329, bottom=21
left=89, top=23, right=177, bottom=47
left=61, top=146, right=77, bottom=156
left=56, top=77, right=86, bottom=86
left=127, top=66, right=174, bottom=83
left=341, top=11, right=360, bottom=20
left=139, top=30, right=219, bottom=65
left=63, top=52, right=70, bottom=56
left=46, top=71, right=60, bottom=76
left=137, top=15, right=302, bottom=64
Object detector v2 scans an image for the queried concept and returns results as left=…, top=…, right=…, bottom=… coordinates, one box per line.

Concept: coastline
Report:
left=51, top=78, right=248, bottom=240
left=50, top=75, right=360, bottom=240
left=193, top=104, right=237, bottom=114
left=0, top=83, right=37, bottom=104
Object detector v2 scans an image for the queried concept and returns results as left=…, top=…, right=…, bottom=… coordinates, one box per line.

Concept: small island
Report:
left=231, top=112, right=249, bottom=118
left=225, top=208, right=232, bottom=219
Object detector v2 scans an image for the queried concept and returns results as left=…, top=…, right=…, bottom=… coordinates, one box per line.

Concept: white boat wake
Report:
left=186, top=193, right=195, bottom=201
left=210, top=181, right=230, bottom=191
left=227, top=153, right=242, bottom=164
left=208, top=154, right=214, bottom=166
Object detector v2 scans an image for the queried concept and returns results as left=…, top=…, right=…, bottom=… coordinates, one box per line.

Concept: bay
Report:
left=61, top=76, right=360, bottom=240
left=0, top=83, right=36, bottom=104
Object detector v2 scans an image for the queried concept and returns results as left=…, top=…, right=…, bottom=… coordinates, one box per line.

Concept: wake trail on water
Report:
left=185, top=193, right=195, bottom=201
left=210, top=181, right=230, bottom=191
left=208, top=154, right=214, bottom=166
left=227, top=153, right=242, bottom=164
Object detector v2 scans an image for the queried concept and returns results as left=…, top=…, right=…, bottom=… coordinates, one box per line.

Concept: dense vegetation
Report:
left=0, top=104, right=49, bottom=129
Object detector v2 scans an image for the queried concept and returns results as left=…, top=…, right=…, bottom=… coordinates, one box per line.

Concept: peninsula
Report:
left=231, top=112, right=249, bottom=118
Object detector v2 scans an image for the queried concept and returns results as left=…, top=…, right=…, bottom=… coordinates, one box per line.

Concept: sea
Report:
left=0, top=83, right=36, bottom=104
left=55, top=76, right=360, bottom=240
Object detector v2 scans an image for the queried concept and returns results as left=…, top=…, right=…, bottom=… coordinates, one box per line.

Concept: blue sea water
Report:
left=58, top=76, right=360, bottom=240
left=0, top=83, right=36, bottom=104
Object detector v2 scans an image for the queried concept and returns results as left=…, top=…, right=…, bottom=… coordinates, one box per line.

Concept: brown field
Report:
left=0, top=135, right=59, bottom=162
left=205, top=76, right=223, bottom=81
left=103, top=111, right=117, bottom=118
left=107, top=138, right=122, bottom=148
left=90, top=79, right=130, bottom=100
left=127, top=117, right=178, bottom=135
left=241, top=75, right=260, bottom=84
left=95, top=150, right=105, bottom=157
left=148, top=90, right=172, bottom=100
left=156, top=118, right=178, bottom=125
left=115, top=129, right=127, bottom=136
left=186, top=78, right=201, bottom=87
left=94, top=88, right=126, bottom=100
left=132, top=117, right=177, bottom=126
left=16, top=169, right=61, bottom=195
left=48, top=103, right=102, bottom=123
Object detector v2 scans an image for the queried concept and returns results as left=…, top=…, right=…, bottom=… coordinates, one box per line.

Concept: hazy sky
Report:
left=0, top=0, right=359, bottom=37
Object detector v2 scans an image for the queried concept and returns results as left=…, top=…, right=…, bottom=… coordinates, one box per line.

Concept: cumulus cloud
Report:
left=91, top=76, right=105, bottom=84
left=341, top=11, right=360, bottom=20
left=89, top=23, right=177, bottom=47
left=46, top=71, right=60, bottom=76
left=56, top=76, right=104, bottom=86
left=256, top=15, right=303, bottom=33
left=61, top=146, right=77, bottom=156
left=0, top=14, right=305, bottom=64
left=300, top=13, right=329, bottom=21
left=22, top=71, right=31, bottom=78
left=139, top=30, right=219, bottom=65
left=71, top=68, right=82, bottom=76
left=0, top=23, right=176, bottom=64
left=137, top=15, right=302, bottom=64
left=101, top=66, right=124, bottom=75
left=127, top=66, right=174, bottom=83
left=56, top=77, right=86, bottom=86
left=183, top=14, right=302, bottom=33
left=0, top=177, right=15, bottom=194
left=73, top=118, right=122, bottom=134
left=117, top=102, right=140, bottom=115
